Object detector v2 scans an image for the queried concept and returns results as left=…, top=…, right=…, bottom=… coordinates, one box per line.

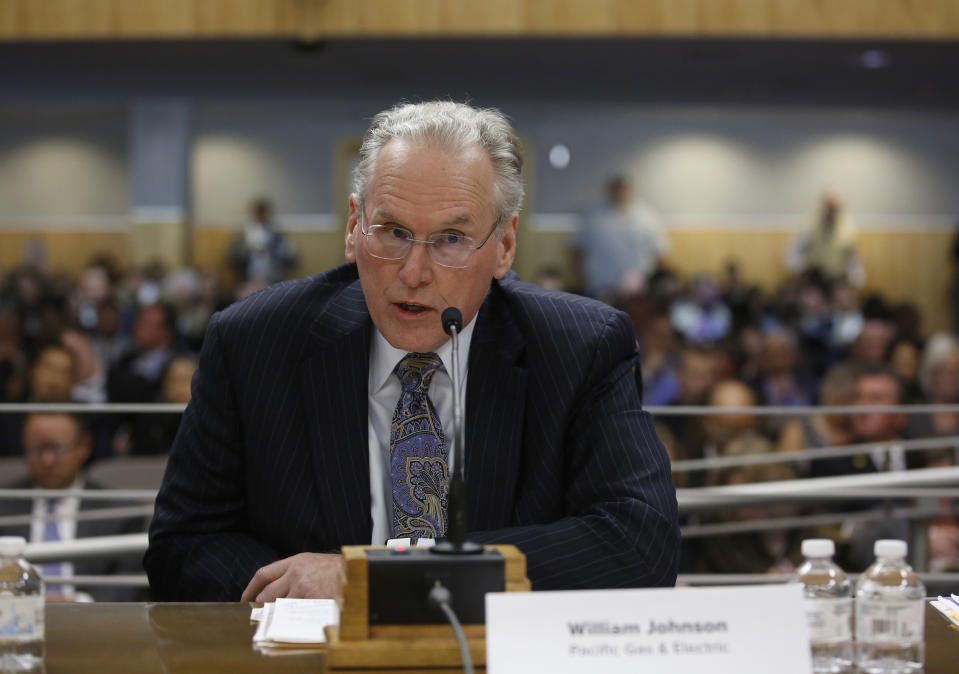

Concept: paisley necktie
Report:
left=390, top=352, right=448, bottom=539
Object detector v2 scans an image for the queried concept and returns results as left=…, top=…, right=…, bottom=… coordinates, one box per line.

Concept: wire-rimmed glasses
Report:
left=359, top=221, right=497, bottom=269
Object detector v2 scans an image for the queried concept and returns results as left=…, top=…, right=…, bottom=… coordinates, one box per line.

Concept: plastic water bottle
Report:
left=855, top=539, right=924, bottom=674
left=795, top=538, right=853, bottom=674
left=0, top=536, right=45, bottom=671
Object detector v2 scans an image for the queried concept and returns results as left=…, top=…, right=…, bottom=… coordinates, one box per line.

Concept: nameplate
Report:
left=486, top=583, right=811, bottom=674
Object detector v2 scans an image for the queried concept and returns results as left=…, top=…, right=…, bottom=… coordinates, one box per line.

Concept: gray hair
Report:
left=352, top=101, right=524, bottom=229
left=919, top=331, right=959, bottom=399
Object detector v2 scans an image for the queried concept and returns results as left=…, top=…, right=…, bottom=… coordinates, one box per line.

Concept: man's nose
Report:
left=398, top=241, right=434, bottom=287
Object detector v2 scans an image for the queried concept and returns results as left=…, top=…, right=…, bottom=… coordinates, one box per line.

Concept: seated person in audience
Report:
left=639, top=311, right=682, bottom=406
left=751, top=327, right=816, bottom=408
left=126, top=355, right=197, bottom=456
left=695, top=433, right=803, bottom=575
left=0, top=342, right=79, bottom=458
left=27, top=343, right=76, bottom=403
left=777, top=363, right=856, bottom=475
left=61, top=328, right=107, bottom=404
left=145, top=100, right=679, bottom=601
left=0, top=307, right=27, bottom=404
left=906, top=332, right=959, bottom=442
left=750, top=326, right=817, bottom=438
left=847, top=317, right=896, bottom=366
left=699, top=378, right=760, bottom=457
left=657, top=344, right=717, bottom=455
left=809, top=364, right=911, bottom=570
left=0, top=413, right=146, bottom=601
left=107, top=302, right=177, bottom=405
left=672, top=378, right=760, bottom=489
left=829, top=281, right=864, bottom=351
left=925, top=451, right=959, bottom=574
left=670, top=275, right=732, bottom=343
left=107, top=302, right=177, bottom=456
left=886, top=335, right=924, bottom=404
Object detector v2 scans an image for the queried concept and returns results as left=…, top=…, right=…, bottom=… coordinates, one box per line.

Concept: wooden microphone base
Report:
left=326, top=544, right=530, bottom=669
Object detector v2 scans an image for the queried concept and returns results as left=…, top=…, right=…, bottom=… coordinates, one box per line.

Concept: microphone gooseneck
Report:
left=433, top=306, right=481, bottom=554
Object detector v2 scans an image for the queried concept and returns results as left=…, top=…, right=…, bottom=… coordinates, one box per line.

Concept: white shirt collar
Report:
left=370, top=316, right=477, bottom=394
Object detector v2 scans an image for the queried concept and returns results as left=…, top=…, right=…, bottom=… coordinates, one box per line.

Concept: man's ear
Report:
left=345, top=194, right=359, bottom=263
left=493, top=215, right=518, bottom=279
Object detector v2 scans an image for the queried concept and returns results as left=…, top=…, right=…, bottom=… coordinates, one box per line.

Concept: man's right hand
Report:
left=240, top=552, right=342, bottom=603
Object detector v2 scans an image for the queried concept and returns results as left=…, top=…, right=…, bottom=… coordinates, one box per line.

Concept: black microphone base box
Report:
left=366, top=547, right=504, bottom=625
left=327, top=544, right=529, bottom=669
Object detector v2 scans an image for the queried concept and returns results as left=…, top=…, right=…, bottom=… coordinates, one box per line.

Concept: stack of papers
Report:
left=931, top=595, right=959, bottom=629
left=251, top=598, right=339, bottom=654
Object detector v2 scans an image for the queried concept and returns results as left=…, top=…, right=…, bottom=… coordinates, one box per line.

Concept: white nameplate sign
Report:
left=486, top=583, right=811, bottom=674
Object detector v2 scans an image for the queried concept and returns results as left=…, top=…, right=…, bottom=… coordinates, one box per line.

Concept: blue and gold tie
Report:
left=390, top=352, right=448, bottom=539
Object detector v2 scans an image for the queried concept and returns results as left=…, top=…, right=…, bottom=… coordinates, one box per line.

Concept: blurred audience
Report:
left=786, top=191, right=864, bottom=287
left=228, top=197, right=297, bottom=288
left=670, top=275, right=731, bottom=343
left=0, top=216, right=955, bottom=577
left=907, top=332, right=959, bottom=442
left=695, top=433, right=802, bottom=575
left=0, top=413, right=146, bottom=601
left=572, top=176, right=667, bottom=304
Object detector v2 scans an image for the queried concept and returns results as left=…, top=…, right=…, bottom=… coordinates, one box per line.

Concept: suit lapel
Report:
left=299, top=280, right=374, bottom=546
left=465, top=283, right=527, bottom=530
left=0, top=482, right=32, bottom=540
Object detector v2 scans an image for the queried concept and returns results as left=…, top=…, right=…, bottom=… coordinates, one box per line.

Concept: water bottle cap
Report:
left=874, top=539, right=907, bottom=558
left=0, top=535, right=26, bottom=557
left=801, top=538, right=835, bottom=557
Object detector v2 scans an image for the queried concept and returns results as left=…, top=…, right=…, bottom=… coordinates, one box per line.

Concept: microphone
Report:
left=434, top=307, right=481, bottom=554
left=441, top=307, right=462, bottom=336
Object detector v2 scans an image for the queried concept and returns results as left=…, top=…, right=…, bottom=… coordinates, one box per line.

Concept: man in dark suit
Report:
left=145, top=101, right=679, bottom=601
left=0, top=413, right=146, bottom=601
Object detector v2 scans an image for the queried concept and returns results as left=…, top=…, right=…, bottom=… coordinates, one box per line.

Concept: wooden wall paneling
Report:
left=300, top=0, right=360, bottom=37
left=857, top=230, right=952, bottom=334
left=2, top=0, right=959, bottom=39
left=0, top=0, right=18, bottom=39
left=190, top=227, right=236, bottom=288
left=700, top=0, right=773, bottom=36
left=14, top=0, right=114, bottom=39
left=114, top=0, right=196, bottom=38
left=525, top=0, right=632, bottom=35
left=647, top=0, right=699, bottom=35
left=355, top=0, right=443, bottom=36
left=0, top=230, right=128, bottom=278
left=440, top=0, right=525, bottom=36
left=661, top=229, right=793, bottom=289
left=195, top=0, right=284, bottom=37
left=772, top=0, right=848, bottom=37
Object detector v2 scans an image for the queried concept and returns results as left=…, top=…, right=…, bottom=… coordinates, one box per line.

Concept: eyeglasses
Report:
left=25, top=442, right=76, bottom=457
left=359, top=220, right=497, bottom=269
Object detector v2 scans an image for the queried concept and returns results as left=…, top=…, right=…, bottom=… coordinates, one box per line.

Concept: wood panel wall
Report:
left=0, top=226, right=950, bottom=334
left=1, top=0, right=958, bottom=40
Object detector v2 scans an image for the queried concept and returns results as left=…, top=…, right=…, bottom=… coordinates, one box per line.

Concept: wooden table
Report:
left=44, top=601, right=959, bottom=673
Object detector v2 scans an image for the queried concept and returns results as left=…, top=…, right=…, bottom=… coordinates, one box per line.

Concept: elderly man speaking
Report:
left=145, top=101, right=679, bottom=601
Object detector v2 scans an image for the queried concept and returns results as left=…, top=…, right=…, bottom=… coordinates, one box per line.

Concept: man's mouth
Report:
left=396, top=302, right=430, bottom=313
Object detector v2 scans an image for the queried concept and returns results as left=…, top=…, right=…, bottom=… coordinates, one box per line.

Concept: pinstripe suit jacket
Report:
left=145, top=263, right=679, bottom=600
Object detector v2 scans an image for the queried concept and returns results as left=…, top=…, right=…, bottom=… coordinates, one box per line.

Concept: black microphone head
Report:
left=441, top=307, right=463, bottom=335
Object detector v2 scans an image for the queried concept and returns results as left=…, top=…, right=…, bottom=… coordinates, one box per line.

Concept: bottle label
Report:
left=856, top=599, right=924, bottom=644
left=0, top=595, right=45, bottom=642
left=804, top=597, right=852, bottom=643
